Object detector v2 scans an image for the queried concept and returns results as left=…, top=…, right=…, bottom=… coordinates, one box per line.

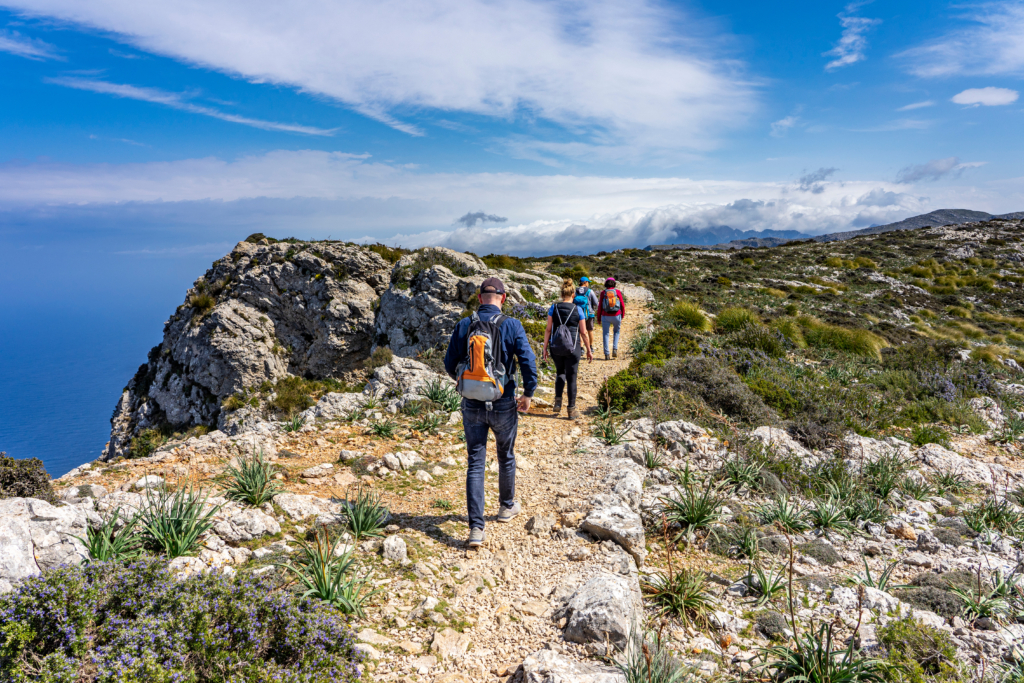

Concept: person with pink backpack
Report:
left=595, top=278, right=626, bottom=360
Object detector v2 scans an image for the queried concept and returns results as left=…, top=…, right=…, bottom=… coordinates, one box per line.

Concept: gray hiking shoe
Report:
left=497, top=501, right=521, bottom=523
left=467, top=528, right=485, bottom=547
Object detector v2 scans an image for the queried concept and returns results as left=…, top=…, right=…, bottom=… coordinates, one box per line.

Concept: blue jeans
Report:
left=463, top=397, right=518, bottom=530
left=602, top=315, right=622, bottom=355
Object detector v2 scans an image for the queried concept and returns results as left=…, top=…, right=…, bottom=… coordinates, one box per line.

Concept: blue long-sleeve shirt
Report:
left=443, top=304, right=538, bottom=402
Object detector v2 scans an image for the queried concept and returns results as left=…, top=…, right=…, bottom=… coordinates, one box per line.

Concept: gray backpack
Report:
left=549, top=304, right=578, bottom=356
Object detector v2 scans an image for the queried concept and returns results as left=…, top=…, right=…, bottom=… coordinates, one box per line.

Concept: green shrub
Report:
left=795, top=540, right=842, bottom=566
left=716, top=306, right=760, bottom=333
left=0, top=561, right=362, bottom=682
left=647, top=357, right=778, bottom=426
left=767, top=318, right=804, bottom=345
left=728, top=324, right=787, bottom=357
left=599, top=370, right=655, bottom=412
left=628, top=328, right=700, bottom=372
left=188, top=292, right=216, bottom=315
left=129, top=428, right=168, bottom=459
left=894, top=586, right=963, bottom=619
left=665, top=301, right=713, bottom=332
left=363, top=346, right=393, bottom=371
left=745, top=378, right=799, bottom=417
left=367, top=242, right=405, bottom=263
left=0, top=453, right=57, bottom=504
left=481, top=253, right=523, bottom=270
left=878, top=617, right=960, bottom=683
left=270, top=376, right=318, bottom=415
left=522, top=321, right=546, bottom=341
left=797, top=316, right=888, bottom=359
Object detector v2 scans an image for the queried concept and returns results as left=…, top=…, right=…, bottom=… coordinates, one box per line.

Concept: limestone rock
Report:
left=521, top=649, right=625, bottom=683
left=526, top=515, right=555, bottom=537
left=655, top=420, right=708, bottom=447
left=430, top=627, right=471, bottom=660
left=609, top=470, right=643, bottom=511
left=60, top=484, right=108, bottom=503
left=383, top=535, right=408, bottom=562
left=750, top=426, right=812, bottom=460
left=134, top=475, right=164, bottom=490
left=915, top=443, right=1005, bottom=487
left=364, top=357, right=451, bottom=400
left=273, top=493, right=340, bottom=521
left=301, top=463, right=334, bottom=478
left=103, top=241, right=390, bottom=459
left=212, top=507, right=281, bottom=542
left=888, top=521, right=918, bottom=541
left=558, top=574, right=638, bottom=651
left=0, top=512, right=38, bottom=591
left=916, top=531, right=943, bottom=554
left=582, top=506, right=646, bottom=566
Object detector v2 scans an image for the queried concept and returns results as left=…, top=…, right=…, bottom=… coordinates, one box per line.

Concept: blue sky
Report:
left=1, top=0, right=1024, bottom=260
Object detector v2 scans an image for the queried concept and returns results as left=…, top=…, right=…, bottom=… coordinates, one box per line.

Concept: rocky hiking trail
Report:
left=30, top=295, right=656, bottom=683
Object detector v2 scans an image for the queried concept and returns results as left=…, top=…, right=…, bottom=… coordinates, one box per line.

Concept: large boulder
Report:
left=104, top=240, right=391, bottom=460
left=0, top=497, right=96, bottom=593
left=557, top=573, right=639, bottom=651
left=521, top=649, right=625, bottom=683
left=582, top=504, right=646, bottom=566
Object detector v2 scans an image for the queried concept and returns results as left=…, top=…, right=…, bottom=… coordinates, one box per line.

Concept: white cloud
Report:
left=770, top=115, right=800, bottom=137
left=0, top=28, right=60, bottom=60
left=4, top=0, right=756, bottom=160
left=45, top=77, right=338, bottom=135
left=895, top=157, right=986, bottom=184
left=824, top=4, right=881, bottom=71
left=852, top=118, right=933, bottom=133
left=2, top=148, right=1016, bottom=255
left=897, top=100, right=934, bottom=111
left=900, top=2, right=1024, bottom=77
left=951, top=86, right=1019, bottom=107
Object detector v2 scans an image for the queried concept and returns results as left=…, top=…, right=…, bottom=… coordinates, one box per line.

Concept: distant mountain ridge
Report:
left=646, top=209, right=1024, bottom=251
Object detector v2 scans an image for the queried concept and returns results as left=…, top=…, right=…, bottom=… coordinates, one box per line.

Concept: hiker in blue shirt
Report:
left=443, top=276, right=537, bottom=548
left=579, top=276, right=600, bottom=355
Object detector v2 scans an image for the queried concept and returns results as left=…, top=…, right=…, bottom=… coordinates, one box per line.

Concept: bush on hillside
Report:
left=363, top=346, right=394, bottom=371
left=599, top=370, right=655, bottom=413
left=647, top=357, right=778, bottom=426
left=745, top=377, right=799, bottom=418
left=878, top=617, right=961, bottom=683
left=664, top=301, right=713, bottom=332
left=0, top=453, right=57, bottom=504
left=797, top=316, right=888, bottom=359
left=0, top=561, right=362, bottom=682
left=726, top=324, right=787, bottom=358
left=628, top=328, right=700, bottom=372
left=715, top=306, right=760, bottom=333
left=769, top=317, right=807, bottom=348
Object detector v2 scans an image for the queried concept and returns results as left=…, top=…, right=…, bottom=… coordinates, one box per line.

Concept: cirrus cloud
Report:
left=3, top=0, right=757, bottom=161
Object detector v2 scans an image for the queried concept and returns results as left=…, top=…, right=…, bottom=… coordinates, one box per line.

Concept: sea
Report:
left=0, top=246, right=216, bottom=479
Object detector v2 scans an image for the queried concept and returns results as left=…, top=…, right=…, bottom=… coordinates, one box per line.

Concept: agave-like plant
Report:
left=659, top=478, right=724, bottom=541
left=224, top=449, right=283, bottom=507
left=809, top=497, right=855, bottom=538
left=75, top=506, right=144, bottom=562
left=850, top=558, right=903, bottom=592
left=641, top=567, right=716, bottom=627
left=342, top=486, right=390, bottom=541
left=759, top=621, right=885, bottom=683
left=139, top=485, right=222, bottom=558
left=615, top=625, right=690, bottom=683
left=746, top=564, right=788, bottom=608
left=756, top=495, right=811, bottom=534
left=280, top=526, right=381, bottom=617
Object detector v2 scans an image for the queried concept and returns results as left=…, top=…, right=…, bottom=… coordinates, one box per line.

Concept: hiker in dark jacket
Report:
left=542, top=279, right=592, bottom=420
left=443, top=277, right=537, bottom=548
left=595, top=277, right=626, bottom=360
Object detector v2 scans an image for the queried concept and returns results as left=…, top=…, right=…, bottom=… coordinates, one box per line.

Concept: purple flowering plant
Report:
left=0, top=560, right=362, bottom=682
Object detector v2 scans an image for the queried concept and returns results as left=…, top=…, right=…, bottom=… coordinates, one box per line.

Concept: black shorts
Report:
left=585, top=319, right=594, bottom=332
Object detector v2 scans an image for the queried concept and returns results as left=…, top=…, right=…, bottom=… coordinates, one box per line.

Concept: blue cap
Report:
left=580, top=276, right=590, bottom=282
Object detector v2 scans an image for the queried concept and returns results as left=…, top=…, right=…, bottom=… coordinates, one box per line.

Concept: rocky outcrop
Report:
left=104, top=240, right=391, bottom=460
left=374, top=247, right=560, bottom=357
left=0, top=497, right=96, bottom=593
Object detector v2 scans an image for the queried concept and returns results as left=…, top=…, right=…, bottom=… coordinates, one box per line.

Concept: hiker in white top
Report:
left=542, top=279, right=593, bottom=420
